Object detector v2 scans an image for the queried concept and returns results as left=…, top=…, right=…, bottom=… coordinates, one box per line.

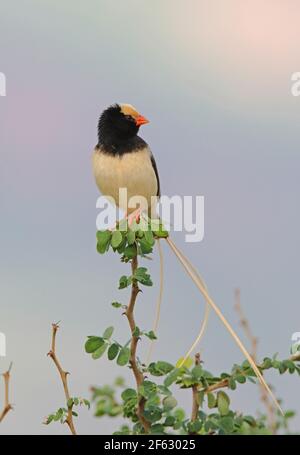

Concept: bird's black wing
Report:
left=150, top=152, right=160, bottom=198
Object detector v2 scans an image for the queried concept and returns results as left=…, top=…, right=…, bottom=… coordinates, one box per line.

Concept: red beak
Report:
left=135, top=115, right=149, bottom=127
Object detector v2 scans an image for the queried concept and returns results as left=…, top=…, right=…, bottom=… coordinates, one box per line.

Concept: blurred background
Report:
left=0, top=0, right=299, bottom=434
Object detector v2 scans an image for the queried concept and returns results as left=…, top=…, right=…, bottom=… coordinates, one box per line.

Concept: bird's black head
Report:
left=97, top=103, right=149, bottom=153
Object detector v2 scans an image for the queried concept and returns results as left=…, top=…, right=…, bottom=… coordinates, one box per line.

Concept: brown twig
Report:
left=234, top=288, right=277, bottom=433
left=191, top=353, right=201, bottom=423
left=0, top=362, right=13, bottom=422
left=47, top=323, right=77, bottom=435
left=125, top=256, right=150, bottom=433
left=205, top=378, right=229, bottom=393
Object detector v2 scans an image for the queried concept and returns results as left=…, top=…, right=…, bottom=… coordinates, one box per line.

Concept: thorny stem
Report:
left=234, top=288, right=276, bottom=433
left=47, top=323, right=77, bottom=435
left=203, top=349, right=300, bottom=395
left=0, top=362, right=13, bottom=423
left=191, top=353, right=201, bottom=424
left=125, top=255, right=150, bottom=433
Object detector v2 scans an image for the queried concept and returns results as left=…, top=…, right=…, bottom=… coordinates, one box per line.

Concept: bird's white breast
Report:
left=92, top=147, right=158, bottom=213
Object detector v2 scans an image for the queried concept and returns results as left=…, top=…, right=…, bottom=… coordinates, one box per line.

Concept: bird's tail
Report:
left=146, top=239, right=164, bottom=363
left=165, top=236, right=283, bottom=415
left=147, top=236, right=210, bottom=364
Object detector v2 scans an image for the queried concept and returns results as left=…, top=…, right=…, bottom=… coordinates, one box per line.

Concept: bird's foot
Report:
left=127, top=208, right=142, bottom=226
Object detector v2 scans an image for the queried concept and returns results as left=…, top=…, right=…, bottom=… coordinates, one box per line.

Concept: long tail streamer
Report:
left=147, top=239, right=210, bottom=364
left=146, top=239, right=164, bottom=363
left=165, top=236, right=283, bottom=415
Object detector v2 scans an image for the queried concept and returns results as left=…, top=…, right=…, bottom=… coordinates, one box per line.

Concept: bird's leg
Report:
left=117, top=208, right=142, bottom=232
left=127, top=207, right=142, bottom=226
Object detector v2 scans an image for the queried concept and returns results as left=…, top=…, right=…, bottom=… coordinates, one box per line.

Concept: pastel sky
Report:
left=0, top=0, right=300, bottom=434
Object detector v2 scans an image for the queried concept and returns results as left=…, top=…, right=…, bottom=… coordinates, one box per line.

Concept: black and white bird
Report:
left=92, top=103, right=160, bottom=218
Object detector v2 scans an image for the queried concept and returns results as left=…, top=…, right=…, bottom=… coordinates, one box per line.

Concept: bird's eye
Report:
left=125, top=115, right=134, bottom=122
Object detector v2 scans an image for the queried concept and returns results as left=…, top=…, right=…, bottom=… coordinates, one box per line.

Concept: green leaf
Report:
left=111, top=230, right=123, bottom=248
left=111, top=301, right=122, bottom=309
left=188, top=420, right=202, bottom=433
left=45, top=414, right=54, bottom=424
left=114, top=376, right=125, bottom=387
left=144, top=230, right=155, bottom=246
left=132, top=326, right=140, bottom=337
left=198, top=391, right=205, bottom=407
left=243, top=415, right=256, bottom=426
left=217, top=391, right=230, bottom=416
left=174, top=408, right=185, bottom=421
left=236, top=374, right=246, bottom=384
left=127, top=230, right=136, bottom=245
left=192, top=365, right=204, bottom=380
left=154, top=223, right=169, bottom=238
left=96, top=230, right=112, bottom=254
left=103, top=326, right=114, bottom=339
left=136, top=229, right=144, bottom=238
left=92, top=342, right=107, bottom=359
left=119, top=275, right=130, bottom=289
left=150, top=423, right=165, bottom=435
left=116, top=237, right=127, bottom=254
left=219, top=416, right=234, bottom=433
left=117, top=347, right=130, bottom=366
left=107, top=343, right=119, bottom=360
left=144, top=330, right=157, bottom=340
left=164, top=369, right=180, bottom=387
left=67, top=398, right=74, bottom=408
left=164, top=415, right=175, bottom=427
left=121, top=388, right=137, bottom=401
left=83, top=399, right=90, bottom=409
left=207, top=392, right=216, bottom=409
left=155, top=361, right=174, bottom=375
left=157, top=385, right=171, bottom=396
left=133, top=267, right=153, bottom=286
left=140, top=380, right=157, bottom=398
left=123, top=244, right=137, bottom=259
left=228, top=378, right=236, bottom=390
left=143, top=406, right=162, bottom=423
left=54, top=408, right=64, bottom=421
left=261, top=357, right=272, bottom=369
left=163, top=396, right=177, bottom=411
left=176, top=357, right=193, bottom=369
left=85, top=337, right=104, bottom=354
left=181, top=377, right=194, bottom=388
left=138, top=238, right=153, bottom=254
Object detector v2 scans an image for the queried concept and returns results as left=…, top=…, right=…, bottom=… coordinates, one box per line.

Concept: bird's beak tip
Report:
left=135, top=115, right=149, bottom=127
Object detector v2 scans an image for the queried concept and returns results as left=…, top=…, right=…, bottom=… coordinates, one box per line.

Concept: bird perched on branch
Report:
left=91, top=102, right=282, bottom=415
left=92, top=103, right=160, bottom=219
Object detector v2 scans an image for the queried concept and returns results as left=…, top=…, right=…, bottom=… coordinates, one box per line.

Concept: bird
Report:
left=92, top=103, right=160, bottom=220
left=91, top=103, right=282, bottom=414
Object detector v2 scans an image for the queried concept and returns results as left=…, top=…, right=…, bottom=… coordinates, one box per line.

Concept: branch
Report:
left=0, top=362, right=13, bottom=423
left=234, top=289, right=258, bottom=358
left=47, top=323, right=77, bottom=435
left=205, top=379, right=229, bottom=393
left=191, top=353, right=201, bottom=422
left=234, top=288, right=277, bottom=433
left=125, top=256, right=150, bottom=433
